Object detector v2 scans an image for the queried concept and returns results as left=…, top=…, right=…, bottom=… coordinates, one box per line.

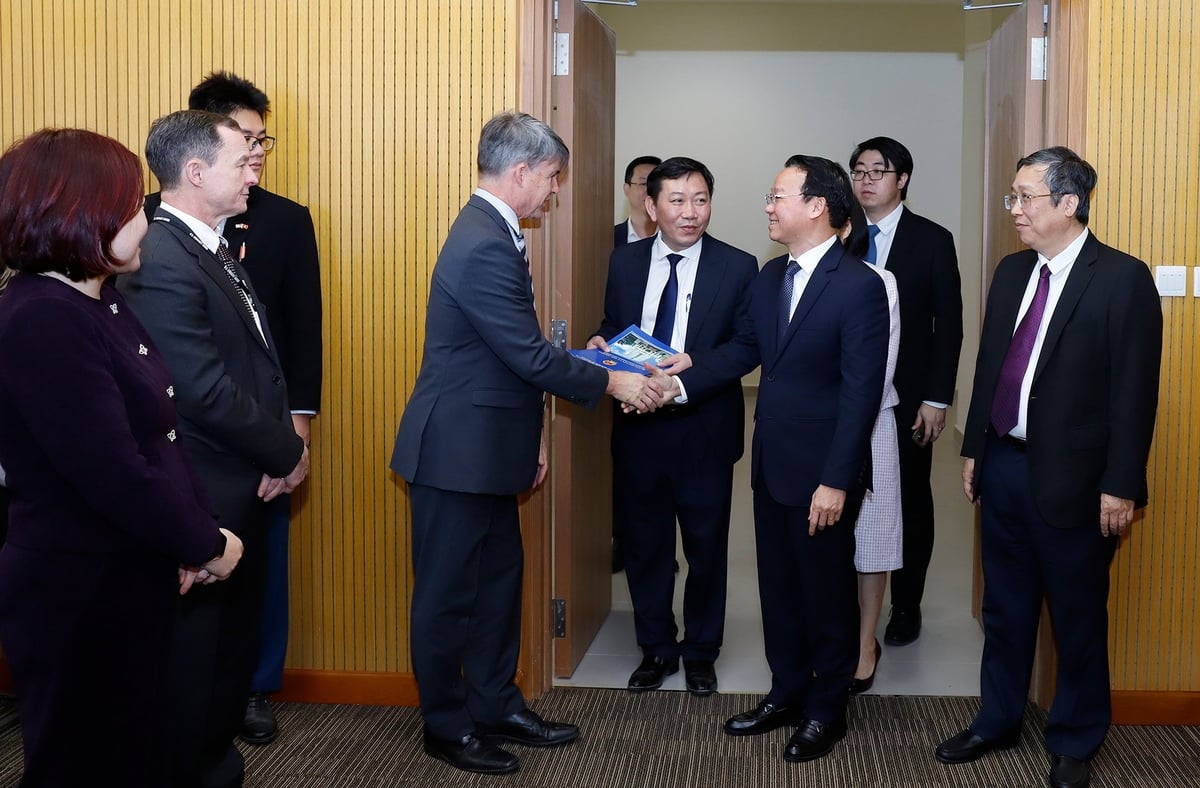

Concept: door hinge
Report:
left=554, top=33, right=570, bottom=76
left=550, top=319, right=567, bottom=349
left=551, top=598, right=566, bottom=638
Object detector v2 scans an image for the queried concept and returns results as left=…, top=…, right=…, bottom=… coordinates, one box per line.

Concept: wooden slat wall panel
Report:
left=1081, top=0, right=1200, bottom=692
left=0, top=0, right=518, bottom=674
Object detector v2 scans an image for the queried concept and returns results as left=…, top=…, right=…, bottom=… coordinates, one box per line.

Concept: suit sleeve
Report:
left=927, top=224, right=964, bottom=404
left=277, top=205, right=323, bottom=412
left=123, top=235, right=304, bottom=478
left=677, top=253, right=760, bottom=401
left=1101, top=260, right=1162, bottom=502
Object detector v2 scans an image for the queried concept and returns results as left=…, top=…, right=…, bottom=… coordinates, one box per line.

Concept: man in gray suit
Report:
left=120, top=110, right=308, bottom=788
left=390, top=111, right=659, bottom=776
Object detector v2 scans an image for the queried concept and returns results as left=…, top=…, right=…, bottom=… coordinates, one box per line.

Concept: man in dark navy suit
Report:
left=613, top=155, right=661, bottom=249
left=936, top=147, right=1161, bottom=788
left=391, top=112, right=660, bottom=776
left=146, top=71, right=323, bottom=746
left=588, top=157, right=758, bottom=696
left=849, top=137, right=963, bottom=649
left=721, top=156, right=888, bottom=764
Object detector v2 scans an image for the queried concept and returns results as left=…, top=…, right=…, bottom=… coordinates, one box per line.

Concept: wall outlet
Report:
left=1155, top=265, right=1187, bottom=297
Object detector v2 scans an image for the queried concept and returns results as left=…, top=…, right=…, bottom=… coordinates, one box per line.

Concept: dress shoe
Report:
left=884, top=607, right=922, bottom=646
left=422, top=728, right=519, bottom=774
left=683, top=660, right=717, bottom=696
left=850, top=639, right=881, bottom=695
left=782, top=717, right=848, bottom=762
left=723, top=700, right=800, bottom=736
left=627, top=655, right=678, bottom=692
left=934, top=727, right=1021, bottom=764
left=477, top=708, right=580, bottom=747
left=239, top=693, right=278, bottom=745
left=1049, top=754, right=1090, bottom=788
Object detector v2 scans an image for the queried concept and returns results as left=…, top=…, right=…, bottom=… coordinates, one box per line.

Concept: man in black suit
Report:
left=587, top=157, right=757, bottom=696
left=390, top=111, right=660, bottom=776
left=849, top=137, right=963, bottom=648
left=121, top=110, right=309, bottom=788
left=722, top=156, right=888, bottom=763
left=935, top=147, right=1161, bottom=788
left=151, top=70, right=324, bottom=748
left=613, top=155, right=661, bottom=249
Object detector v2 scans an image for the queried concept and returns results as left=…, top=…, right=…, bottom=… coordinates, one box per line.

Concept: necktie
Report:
left=215, top=241, right=260, bottom=334
left=990, top=264, right=1051, bottom=436
left=779, top=260, right=801, bottom=339
left=865, top=225, right=881, bottom=264
left=653, top=253, right=682, bottom=345
left=514, top=229, right=527, bottom=261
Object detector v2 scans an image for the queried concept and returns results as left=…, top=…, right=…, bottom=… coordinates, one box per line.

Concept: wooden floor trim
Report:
left=278, top=669, right=419, bottom=707
left=1112, top=690, right=1200, bottom=726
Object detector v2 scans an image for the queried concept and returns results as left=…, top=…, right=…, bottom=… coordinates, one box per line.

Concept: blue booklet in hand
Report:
left=569, top=324, right=677, bottom=376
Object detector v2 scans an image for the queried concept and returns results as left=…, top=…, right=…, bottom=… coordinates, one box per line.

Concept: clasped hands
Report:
left=589, top=335, right=690, bottom=414
left=178, top=527, right=245, bottom=595
left=257, top=444, right=311, bottom=503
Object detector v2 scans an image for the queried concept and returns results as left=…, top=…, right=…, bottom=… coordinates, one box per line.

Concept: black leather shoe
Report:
left=850, top=639, right=881, bottom=695
left=239, top=693, right=278, bottom=745
left=723, top=700, right=800, bottom=736
left=683, top=660, right=717, bottom=696
left=782, top=717, right=847, bottom=762
left=627, top=655, right=678, bottom=692
left=422, top=728, right=519, bottom=774
left=478, top=708, right=579, bottom=747
left=1050, top=754, right=1090, bottom=788
left=884, top=607, right=922, bottom=646
left=935, top=727, right=1021, bottom=764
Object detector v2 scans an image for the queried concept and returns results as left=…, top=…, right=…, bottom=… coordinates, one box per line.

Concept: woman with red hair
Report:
left=0, top=128, right=244, bottom=787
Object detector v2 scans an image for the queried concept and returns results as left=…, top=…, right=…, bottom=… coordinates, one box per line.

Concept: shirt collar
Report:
left=790, top=234, right=839, bottom=274
left=1040, top=227, right=1090, bottom=274
left=158, top=201, right=224, bottom=254
left=474, top=188, right=523, bottom=243
left=652, top=234, right=703, bottom=264
left=871, top=202, right=904, bottom=236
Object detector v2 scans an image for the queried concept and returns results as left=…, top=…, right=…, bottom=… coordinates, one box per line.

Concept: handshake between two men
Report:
left=590, top=335, right=691, bottom=415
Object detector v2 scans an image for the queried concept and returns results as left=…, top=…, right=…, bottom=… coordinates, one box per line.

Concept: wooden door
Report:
left=548, top=0, right=617, bottom=679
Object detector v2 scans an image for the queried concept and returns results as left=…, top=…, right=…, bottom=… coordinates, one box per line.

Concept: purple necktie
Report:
left=653, top=253, right=682, bottom=344
left=991, top=264, right=1051, bottom=436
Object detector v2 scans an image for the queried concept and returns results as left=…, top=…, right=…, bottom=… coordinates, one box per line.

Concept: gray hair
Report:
left=1016, top=146, right=1098, bottom=225
left=477, top=111, right=569, bottom=176
left=146, top=110, right=241, bottom=190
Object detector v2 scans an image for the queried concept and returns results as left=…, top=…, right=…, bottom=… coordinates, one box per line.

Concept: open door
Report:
left=548, top=1, right=618, bottom=678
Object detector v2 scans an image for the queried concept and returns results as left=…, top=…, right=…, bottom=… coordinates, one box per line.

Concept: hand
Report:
left=606, top=370, right=663, bottom=414
left=259, top=445, right=312, bottom=502
left=962, top=458, right=978, bottom=504
left=282, top=445, right=311, bottom=491
left=532, top=433, right=549, bottom=489
left=647, top=364, right=681, bottom=408
left=178, top=566, right=201, bottom=595
left=291, top=413, right=314, bottom=447
left=912, top=404, right=947, bottom=446
left=808, top=484, right=846, bottom=535
left=203, top=528, right=244, bottom=580
left=656, top=351, right=692, bottom=376
left=585, top=335, right=610, bottom=352
left=1100, top=493, right=1135, bottom=537
left=257, top=473, right=287, bottom=502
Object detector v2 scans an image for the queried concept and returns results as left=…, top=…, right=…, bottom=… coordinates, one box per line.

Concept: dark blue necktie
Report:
left=653, top=253, right=682, bottom=344
left=779, top=260, right=801, bottom=339
left=865, top=225, right=881, bottom=264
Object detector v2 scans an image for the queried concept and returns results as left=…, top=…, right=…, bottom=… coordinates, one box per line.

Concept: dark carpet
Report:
left=0, top=690, right=1197, bottom=786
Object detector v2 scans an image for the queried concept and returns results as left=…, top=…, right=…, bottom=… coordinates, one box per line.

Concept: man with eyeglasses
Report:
left=613, top=155, right=662, bottom=250
left=145, top=71, right=324, bottom=749
left=721, top=156, right=887, bottom=763
left=587, top=157, right=757, bottom=697
left=848, top=137, right=963, bottom=654
left=936, top=147, right=1161, bottom=788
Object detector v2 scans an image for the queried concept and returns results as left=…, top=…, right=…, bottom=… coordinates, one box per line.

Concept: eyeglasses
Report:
left=763, top=192, right=811, bottom=205
left=1003, top=192, right=1054, bottom=210
left=245, top=135, right=277, bottom=152
left=850, top=169, right=897, bottom=182
left=626, top=179, right=647, bottom=187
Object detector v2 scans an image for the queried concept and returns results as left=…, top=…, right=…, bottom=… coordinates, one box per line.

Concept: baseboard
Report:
left=278, top=669, right=420, bottom=706
left=1112, top=690, right=1200, bottom=725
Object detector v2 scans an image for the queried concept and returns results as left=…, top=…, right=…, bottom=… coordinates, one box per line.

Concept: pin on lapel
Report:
left=234, top=223, right=249, bottom=230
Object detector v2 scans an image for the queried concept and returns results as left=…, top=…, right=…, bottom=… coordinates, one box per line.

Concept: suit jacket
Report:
left=886, top=208, right=963, bottom=419
left=962, top=232, right=1162, bottom=529
left=746, top=242, right=890, bottom=507
left=595, top=234, right=758, bottom=465
left=119, top=209, right=305, bottom=532
left=613, top=221, right=628, bottom=249
left=146, top=187, right=323, bottom=412
left=391, top=195, right=609, bottom=495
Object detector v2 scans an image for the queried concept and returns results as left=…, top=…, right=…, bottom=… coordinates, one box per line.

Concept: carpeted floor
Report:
left=0, top=690, right=1197, bottom=786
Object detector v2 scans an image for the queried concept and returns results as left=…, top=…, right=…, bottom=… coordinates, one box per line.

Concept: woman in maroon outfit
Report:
left=0, top=129, right=244, bottom=787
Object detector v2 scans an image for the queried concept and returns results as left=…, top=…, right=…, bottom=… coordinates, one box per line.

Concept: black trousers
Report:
left=889, top=410, right=935, bottom=612
left=408, top=483, right=526, bottom=740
